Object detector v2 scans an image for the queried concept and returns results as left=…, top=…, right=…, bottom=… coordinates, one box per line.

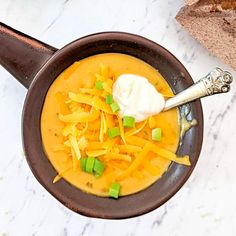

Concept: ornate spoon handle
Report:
left=163, top=68, right=233, bottom=111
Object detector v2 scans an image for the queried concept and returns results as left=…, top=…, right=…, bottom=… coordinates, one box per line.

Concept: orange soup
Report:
left=41, top=53, right=190, bottom=197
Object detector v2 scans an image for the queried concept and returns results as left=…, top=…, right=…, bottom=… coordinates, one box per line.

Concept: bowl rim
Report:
left=22, top=31, right=203, bottom=219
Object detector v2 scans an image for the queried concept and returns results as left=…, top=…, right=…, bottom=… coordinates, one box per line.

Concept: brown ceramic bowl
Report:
left=0, top=22, right=203, bottom=219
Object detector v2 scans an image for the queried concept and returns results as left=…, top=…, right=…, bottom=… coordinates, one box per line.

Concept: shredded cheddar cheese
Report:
left=53, top=63, right=190, bottom=187
left=117, top=115, right=126, bottom=144
left=104, top=153, right=132, bottom=162
left=125, top=120, right=147, bottom=137
left=86, top=149, right=107, bottom=157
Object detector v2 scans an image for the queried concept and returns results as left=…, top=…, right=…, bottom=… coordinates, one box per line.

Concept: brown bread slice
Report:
left=177, top=1, right=236, bottom=70
left=186, top=0, right=236, bottom=9
left=185, top=0, right=199, bottom=5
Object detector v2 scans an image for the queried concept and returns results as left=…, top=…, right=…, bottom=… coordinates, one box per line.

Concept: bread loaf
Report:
left=178, top=0, right=236, bottom=70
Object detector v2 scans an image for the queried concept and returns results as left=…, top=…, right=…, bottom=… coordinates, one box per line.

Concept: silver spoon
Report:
left=163, top=68, right=233, bottom=111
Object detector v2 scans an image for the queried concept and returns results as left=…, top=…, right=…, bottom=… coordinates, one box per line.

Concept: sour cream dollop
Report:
left=113, top=74, right=165, bottom=122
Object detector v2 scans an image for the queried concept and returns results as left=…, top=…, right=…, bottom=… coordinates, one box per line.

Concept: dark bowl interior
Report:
left=22, top=32, right=203, bottom=219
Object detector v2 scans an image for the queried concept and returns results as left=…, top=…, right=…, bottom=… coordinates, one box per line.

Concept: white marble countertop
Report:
left=0, top=0, right=236, bottom=235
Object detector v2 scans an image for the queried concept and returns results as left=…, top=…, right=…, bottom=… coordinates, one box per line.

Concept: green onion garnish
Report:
left=93, top=159, right=105, bottom=176
left=110, top=102, right=120, bottom=113
left=109, top=182, right=121, bottom=199
left=80, top=157, right=87, bottom=171
left=95, top=81, right=104, bottom=90
left=85, top=157, right=95, bottom=173
left=123, top=116, right=135, bottom=128
left=152, top=128, right=162, bottom=141
left=81, top=157, right=105, bottom=176
left=105, top=94, right=113, bottom=104
left=108, top=127, right=120, bottom=139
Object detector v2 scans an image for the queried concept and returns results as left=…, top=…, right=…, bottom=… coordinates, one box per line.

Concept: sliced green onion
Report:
left=105, top=94, right=113, bottom=104
left=85, top=157, right=95, bottom=173
left=152, top=128, right=162, bottom=141
left=109, top=182, right=121, bottom=199
left=80, top=157, right=87, bottom=171
left=95, top=81, right=104, bottom=90
left=108, top=127, right=120, bottom=139
left=110, top=102, right=120, bottom=113
left=93, top=159, right=105, bottom=176
left=123, top=116, right=135, bottom=128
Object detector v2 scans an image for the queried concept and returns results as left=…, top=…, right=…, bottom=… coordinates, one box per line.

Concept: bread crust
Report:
left=186, top=0, right=236, bottom=9
left=177, top=1, right=236, bottom=70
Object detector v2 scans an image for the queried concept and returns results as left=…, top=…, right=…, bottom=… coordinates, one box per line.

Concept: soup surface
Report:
left=41, top=53, right=187, bottom=197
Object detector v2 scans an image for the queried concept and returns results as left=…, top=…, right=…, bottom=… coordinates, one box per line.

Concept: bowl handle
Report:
left=0, top=22, right=57, bottom=88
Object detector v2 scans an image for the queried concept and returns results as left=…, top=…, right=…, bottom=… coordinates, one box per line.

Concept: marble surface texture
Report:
left=0, top=0, right=236, bottom=235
